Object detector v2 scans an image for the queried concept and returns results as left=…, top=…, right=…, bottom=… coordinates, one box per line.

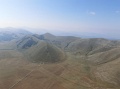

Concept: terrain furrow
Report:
left=8, top=70, right=34, bottom=89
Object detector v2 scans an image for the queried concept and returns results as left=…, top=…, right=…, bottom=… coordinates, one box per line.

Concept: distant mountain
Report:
left=0, top=27, right=32, bottom=41
left=17, top=33, right=120, bottom=55
left=35, top=33, right=80, bottom=49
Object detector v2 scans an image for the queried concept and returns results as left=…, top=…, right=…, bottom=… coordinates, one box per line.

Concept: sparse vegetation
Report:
left=0, top=32, right=120, bottom=89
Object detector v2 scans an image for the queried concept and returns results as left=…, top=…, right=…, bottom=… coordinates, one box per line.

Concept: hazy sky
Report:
left=0, top=0, right=120, bottom=38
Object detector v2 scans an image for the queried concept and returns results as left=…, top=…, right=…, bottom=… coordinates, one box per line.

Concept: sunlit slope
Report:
left=66, top=38, right=120, bottom=55
left=85, top=47, right=120, bottom=86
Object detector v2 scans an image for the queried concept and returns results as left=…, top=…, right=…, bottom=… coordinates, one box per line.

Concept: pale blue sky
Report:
left=0, top=0, right=120, bottom=38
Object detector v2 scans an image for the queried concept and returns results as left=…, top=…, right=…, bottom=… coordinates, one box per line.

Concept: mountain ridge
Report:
left=1, top=32, right=120, bottom=88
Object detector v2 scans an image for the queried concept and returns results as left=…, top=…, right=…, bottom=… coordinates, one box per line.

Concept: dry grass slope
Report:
left=0, top=33, right=120, bottom=89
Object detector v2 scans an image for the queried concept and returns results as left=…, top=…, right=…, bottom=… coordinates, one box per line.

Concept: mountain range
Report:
left=0, top=27, right=32, bottom=41
left=0, top=28, right=120, bottom=89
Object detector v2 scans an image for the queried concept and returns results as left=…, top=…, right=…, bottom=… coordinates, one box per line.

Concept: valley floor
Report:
left=0, top=52, right=120, bottom=89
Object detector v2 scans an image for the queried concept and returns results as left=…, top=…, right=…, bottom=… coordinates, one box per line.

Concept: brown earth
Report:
left=1, top=34, right=120, bottom=89
left=0, top=52, right=120, bottom=89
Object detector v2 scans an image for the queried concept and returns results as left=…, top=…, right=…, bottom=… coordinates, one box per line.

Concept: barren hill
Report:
left=17, top=34, right=66, bottom=63
left=1, top=33, right=120, bottom=89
